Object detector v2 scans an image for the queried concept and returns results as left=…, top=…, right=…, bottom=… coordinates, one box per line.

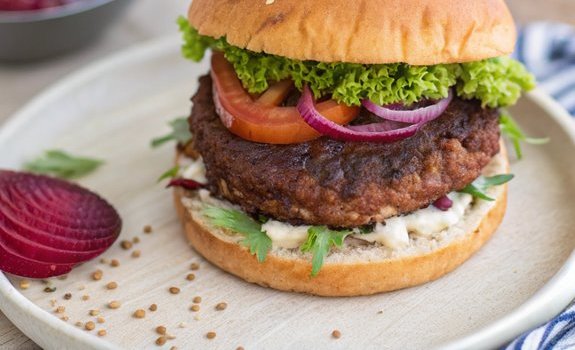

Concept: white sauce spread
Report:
left=180, top=157, right=473, bottom=251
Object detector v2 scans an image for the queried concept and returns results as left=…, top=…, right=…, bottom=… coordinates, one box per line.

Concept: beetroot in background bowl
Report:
left=0, top=0, right=132, bottom=61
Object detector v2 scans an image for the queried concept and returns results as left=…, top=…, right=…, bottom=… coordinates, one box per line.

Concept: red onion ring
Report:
left=362, top=90, right=453, bottom=124
left=433, top=195, right=453, bottom=211
left=296, top=86, right=421, bottom=143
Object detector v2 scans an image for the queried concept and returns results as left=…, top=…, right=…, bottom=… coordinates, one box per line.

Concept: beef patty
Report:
left=188, top=75, right=501, bottom=228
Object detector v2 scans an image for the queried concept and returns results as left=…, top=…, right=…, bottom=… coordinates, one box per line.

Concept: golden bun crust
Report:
left=173, top=145, right=509, bottom=296
left=188, top=0, right=516, bottom=65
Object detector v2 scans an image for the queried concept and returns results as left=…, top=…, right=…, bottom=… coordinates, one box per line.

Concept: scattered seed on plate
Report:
left=85, top=321, right=95, bottom=331
left=19, top=280, right=30, bottom=290
left=110, top=259, right=120, bottom=267
left=133, top=309, right=146, bottom=319
left=100, top=258, right=109, bottom=264
left=190, top=263, right=200, bottom=271
left=215, top=302, right=227, bottom=311
left=194, top=315, right=201, bottom=321
left=75, top=322, right=83, bottom=328
left=97, top=316, right=105, bottom=324
left=108, top=301, right=121, bottom=309
left=178, top=322, right=187, bottom=328
left=132, top=250, right=141, bottom=258
left=60, top=316, right=69, bottom=322
left=120, top=240, right=133, bottom=250
left=190, top=305, right=200, bottom=312
left=82, top=295, right=90, bottom=301
left=206, top=332, right=216, bottom=340
left=57, top=275, right=68, bottom=280
left=193, top=296, right=202, bottom=303
left=156, top=326, right=167, bottom=335
left=332, top=330, right=342, bottom=339
left=170, top=347, right=178, bottom=350
left=186, top=274, right=195, bottom=281
left=44, top=286, right=57, bottom=293
left=50, top=299, right=57, bottom=307
left=63, top=293, right=72, bottom=300
left=156, top=336, right=167, bottom=346
left=149, top=304, right=158, bottom=312
left=237, top=347, right=245, bottom=350
left=133, top=237, right=140, bottom=244
left=89, top=309, right=100, bottom=316
left=78, top=285, right=86, bottom=291
left=55, top=306, right=66, bottom=314
left=92, top=270, right=103, bottom=281
left=106, top=282, right=118, bottom=290
left=169, top=287, right=180, bottom=295
left=97, top=329, right=107, bottom=337
left=143, top=225, right=153, bottom=234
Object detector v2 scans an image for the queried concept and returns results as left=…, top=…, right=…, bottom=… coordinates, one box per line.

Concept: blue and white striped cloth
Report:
left=505, top=22, right=575, bottom=350
left=514, top=22, right=575, bottom=115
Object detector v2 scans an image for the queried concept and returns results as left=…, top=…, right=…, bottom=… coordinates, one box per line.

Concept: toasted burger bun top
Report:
left=188, top=0, right=516, bottom=65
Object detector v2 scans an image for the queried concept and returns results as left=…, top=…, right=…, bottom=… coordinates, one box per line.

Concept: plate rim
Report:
left=0, top=35, right=574, bottom=350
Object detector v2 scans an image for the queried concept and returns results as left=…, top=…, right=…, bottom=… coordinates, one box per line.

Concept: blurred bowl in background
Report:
left=0, top=0, right=132, bottom=61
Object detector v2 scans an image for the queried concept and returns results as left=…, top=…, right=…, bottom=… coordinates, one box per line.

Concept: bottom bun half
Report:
left=173, top=146, right=509, bottom=297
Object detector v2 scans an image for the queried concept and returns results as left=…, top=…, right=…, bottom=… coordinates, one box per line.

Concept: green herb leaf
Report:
left=178, top=18, right=535, bottom=108
left=151, top=118, right=192, bottom=148
left=203, top=206, right=271, bottom=262
left=24, top=150, right=103, bottom=179
left=157, top=166, right=179, bottom=183
left=459, top=174, right=514, bottom=201
left=301, top=226, right=351, bottom=277
left=499, top=111, right=549, bottom=159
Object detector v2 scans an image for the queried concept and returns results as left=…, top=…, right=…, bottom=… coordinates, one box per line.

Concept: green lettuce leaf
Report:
left=178, top=17, right=535, bottom=108
left=25, top=150, right=103, bottom=179
left=203, top=206, right=272, bottom=262
left=151, top=117, right=193, bottom=148
left=459, top=174, right=514, bottom=201
left=301, top=226, right=351, bottom=277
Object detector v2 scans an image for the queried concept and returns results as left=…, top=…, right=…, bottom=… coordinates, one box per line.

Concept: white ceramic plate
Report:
left=0, top=36, right=575, bottom=350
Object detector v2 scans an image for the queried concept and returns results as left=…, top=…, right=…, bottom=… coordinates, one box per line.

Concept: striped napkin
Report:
left=505, top=22, right=575, bottom=350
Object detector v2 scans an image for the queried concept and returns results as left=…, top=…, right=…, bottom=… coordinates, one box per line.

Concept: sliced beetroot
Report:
left=0, top=222, right=104, bottom=264
left=0, top=171, right=121, bottom=278
left=0, top=237, right=73, bottom=279
left=0, top=212, right=116, bottom=252
left=7, top=178, right=120, bottom=228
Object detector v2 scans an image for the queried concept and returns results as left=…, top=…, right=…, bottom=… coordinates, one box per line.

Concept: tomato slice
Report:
left=210, top=52, right=360, bottom=144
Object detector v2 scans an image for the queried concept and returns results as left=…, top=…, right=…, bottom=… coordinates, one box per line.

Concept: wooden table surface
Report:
left=0, top=0, right=573, bottom=348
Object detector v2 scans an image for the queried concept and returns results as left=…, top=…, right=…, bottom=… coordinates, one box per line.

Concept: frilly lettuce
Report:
left=178, top=17, right=535, bottom=108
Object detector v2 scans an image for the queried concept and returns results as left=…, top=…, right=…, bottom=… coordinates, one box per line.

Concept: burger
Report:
left=168, top=0, right=535, bottom=296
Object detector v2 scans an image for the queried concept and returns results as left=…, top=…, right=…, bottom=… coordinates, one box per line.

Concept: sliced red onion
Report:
left=433, top=195, right=453, bottom=211
left=362, top=90, right=453, bottom=124
left=167, top=178, right=205, bottom=191
left=296, top=86, right=421, bottom=143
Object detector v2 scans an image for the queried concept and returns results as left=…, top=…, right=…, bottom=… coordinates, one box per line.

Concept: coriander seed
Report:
left=106, top=282, right=118, bottom=290
left=190, top=263, right=200, bottom=271
left=85, top=321, right=95, bottom=331
left=89, top=309, right=100, bottom=316
left=97, top=317, right=105, bottom=324
left=108, top=301, right=121, bottom=309
left=156, top=326, right=167, bottom=335
left=190, top=305, right=200, bottom=312
left=63, top=293, right=72, bottom=300
left=206, top=332, right=216, bottom=339
left=110, top=259, right=120, bottom=267
left=215, top=302, right=227, bottom=311
left=156, top=336, right=167, bottom=346
left=132, top=250, right=141, bottom=258
left=97, top=329, right=107, bottom=337
left=149, top=304, right=158, bottom=312
left=169, top=287, right=180, bottom=294
left=120, top=240, right=133, bottom=250
left=143, top=225, right=152, bottom=234
left=19, top=280, right=30, bottom=290
left=186, top=273, right=195, bottom=281
left=332, top=330, right=342, bottom=339
left=192, top=296, right=202, bottom=303
left=133, top=309, right=146, bottom=319
left=92, top=270, right=103, bottom=281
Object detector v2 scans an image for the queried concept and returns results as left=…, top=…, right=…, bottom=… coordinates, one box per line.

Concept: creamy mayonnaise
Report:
left=179, top=157, right=474, bottom=250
